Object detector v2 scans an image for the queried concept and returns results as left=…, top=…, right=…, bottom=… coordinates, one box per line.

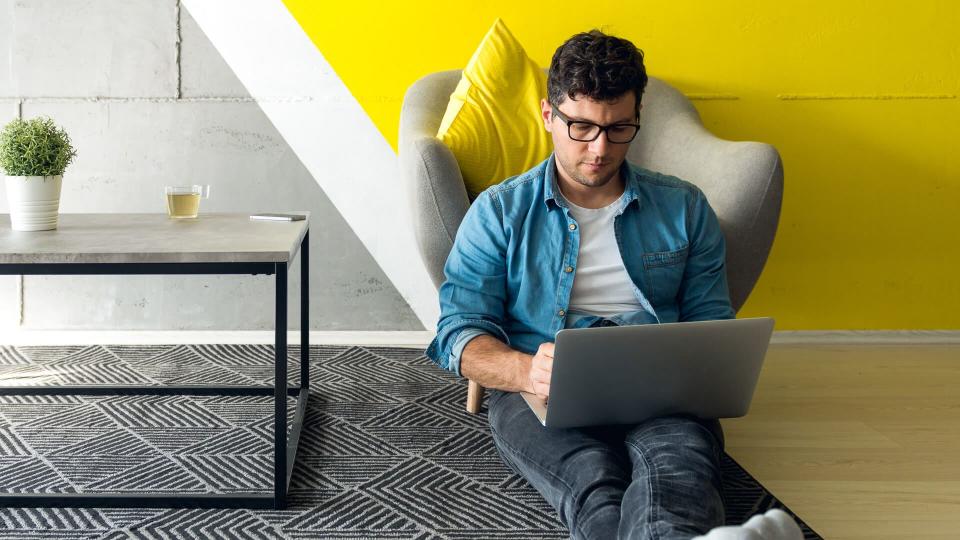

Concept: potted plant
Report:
left=1, top=116, right=77, bottom=231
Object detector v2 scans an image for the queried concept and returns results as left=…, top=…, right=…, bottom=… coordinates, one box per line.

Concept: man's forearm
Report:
left=460, top=334, right=532, bottom=392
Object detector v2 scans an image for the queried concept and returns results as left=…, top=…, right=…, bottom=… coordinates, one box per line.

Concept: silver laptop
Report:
left=520, top=317, right=774, bottom=428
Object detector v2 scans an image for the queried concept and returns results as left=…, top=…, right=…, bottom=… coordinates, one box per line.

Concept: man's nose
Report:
left=588, top=130, right=611, bottom=154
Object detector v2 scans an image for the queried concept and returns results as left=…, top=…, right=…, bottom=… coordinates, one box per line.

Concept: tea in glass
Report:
left=165, top=185, right=210, bottom=218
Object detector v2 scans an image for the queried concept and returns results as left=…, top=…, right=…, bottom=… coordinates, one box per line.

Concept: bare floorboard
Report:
left=722, top=343, right=960, bottom=540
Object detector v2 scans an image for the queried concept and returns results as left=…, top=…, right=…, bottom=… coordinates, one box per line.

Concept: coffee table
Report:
left=0, top=213, right=310, bottom=509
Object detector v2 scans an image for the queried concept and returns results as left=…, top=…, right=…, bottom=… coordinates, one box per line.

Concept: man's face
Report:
left=542, top=93, right=640, bottom=191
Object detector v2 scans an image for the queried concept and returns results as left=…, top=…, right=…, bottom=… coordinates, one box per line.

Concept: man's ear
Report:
left=541, top=98, right=553, bottom=132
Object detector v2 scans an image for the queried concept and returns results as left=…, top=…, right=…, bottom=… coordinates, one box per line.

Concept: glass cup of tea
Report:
left=164, top=185, right=210, bottom=219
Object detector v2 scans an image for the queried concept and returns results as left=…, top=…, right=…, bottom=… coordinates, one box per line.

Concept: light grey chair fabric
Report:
left=399, top=70, right=472, bottom=291
left=399, top=70, right=783, bottom=412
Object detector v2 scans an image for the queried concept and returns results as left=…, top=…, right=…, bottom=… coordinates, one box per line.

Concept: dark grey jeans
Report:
left=487, top=389, right=725, bottom=540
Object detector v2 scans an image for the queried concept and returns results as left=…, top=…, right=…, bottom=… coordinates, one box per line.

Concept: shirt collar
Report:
left=543, top=153, right=642, bottom=213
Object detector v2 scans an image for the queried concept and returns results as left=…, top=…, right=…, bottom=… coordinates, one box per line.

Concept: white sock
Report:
left=690, top=509, right=804, bottom=540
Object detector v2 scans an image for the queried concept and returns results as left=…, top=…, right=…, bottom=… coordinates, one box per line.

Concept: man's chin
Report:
left=576, top=168, right=615, bottom=187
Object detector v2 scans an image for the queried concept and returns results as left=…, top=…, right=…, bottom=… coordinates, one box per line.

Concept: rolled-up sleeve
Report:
left=426, top=190, right=510, bottom=375
left=678, top=189, right=736, bottom=322
left=447, top=328, right=491, bottom=376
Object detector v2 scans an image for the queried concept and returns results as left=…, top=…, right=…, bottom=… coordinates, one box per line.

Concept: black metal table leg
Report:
left=274, top=261, right=288, bottom=509
left=301, top=231, right=310, bottom=393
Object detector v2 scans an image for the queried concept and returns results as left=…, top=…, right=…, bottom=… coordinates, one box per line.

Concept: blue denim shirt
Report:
left=426, top=155, right=735, bottom=375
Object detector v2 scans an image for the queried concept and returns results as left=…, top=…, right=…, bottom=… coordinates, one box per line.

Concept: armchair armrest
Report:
left=399, top=71, right=472, bottom=288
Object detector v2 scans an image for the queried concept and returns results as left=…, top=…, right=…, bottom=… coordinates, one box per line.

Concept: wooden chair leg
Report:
left=466, top=379, right=485, bottom=414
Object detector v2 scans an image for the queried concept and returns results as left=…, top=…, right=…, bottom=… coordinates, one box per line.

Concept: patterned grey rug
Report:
left=0, top=344, right=820, bottom=539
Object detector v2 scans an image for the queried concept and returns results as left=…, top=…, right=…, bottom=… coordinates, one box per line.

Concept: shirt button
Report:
left=558, top=309, right=566, bottom=317
left=565, top=266, right=573, bottom=273
left=568, top=223, right=577, bottom=231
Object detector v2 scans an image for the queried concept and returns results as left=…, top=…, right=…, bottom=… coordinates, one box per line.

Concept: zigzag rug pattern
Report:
left=0, top=345, right=821, bottom=538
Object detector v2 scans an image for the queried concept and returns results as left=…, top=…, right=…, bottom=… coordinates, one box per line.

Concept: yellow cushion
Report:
left=437, top=19, right=553, bottom=200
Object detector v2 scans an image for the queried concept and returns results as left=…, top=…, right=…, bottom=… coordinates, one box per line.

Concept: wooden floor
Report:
left=721, top=343, right=960, bottom=540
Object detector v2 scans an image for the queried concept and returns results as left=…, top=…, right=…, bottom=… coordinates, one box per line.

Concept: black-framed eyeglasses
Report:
left=551, top=105, right=641, bottom=144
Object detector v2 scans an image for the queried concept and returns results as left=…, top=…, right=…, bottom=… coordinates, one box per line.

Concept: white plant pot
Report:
left=5, top=175, right=63, bottom=231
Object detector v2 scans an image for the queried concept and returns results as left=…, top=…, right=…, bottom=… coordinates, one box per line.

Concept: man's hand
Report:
left=526, top=342, right=555, bottom=399
left=461, top=335, right=552, bottom=394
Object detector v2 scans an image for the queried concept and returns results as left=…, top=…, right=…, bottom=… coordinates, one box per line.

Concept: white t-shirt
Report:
left=565, top=193, right=645, bottom=318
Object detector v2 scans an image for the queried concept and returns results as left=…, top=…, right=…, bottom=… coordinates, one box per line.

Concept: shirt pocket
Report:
left=642, top=245, right=689, bottom=305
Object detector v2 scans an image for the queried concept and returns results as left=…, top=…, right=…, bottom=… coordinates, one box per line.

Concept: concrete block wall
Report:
left=0, top=0, right=423, bottom=331
left=0, top=100, right=21, bottom=330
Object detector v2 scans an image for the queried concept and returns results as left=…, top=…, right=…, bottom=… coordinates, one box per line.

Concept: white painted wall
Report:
left=0, top=0, right=425, bottom=332
left=0, top=99, right=17, bottom=329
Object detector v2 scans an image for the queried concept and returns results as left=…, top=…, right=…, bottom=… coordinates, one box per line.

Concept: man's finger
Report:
left=531, top=370, right=550, bottom=386
left=532, top=361, right=552, bottom=376
left=533, top=354, right=553, bottom=368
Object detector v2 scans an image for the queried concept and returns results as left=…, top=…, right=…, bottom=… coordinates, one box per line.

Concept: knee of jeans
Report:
left=629, top=416, right=723, bottom=459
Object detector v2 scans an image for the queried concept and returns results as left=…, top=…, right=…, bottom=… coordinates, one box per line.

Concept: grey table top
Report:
left=0, top=213, right=310, bottom=264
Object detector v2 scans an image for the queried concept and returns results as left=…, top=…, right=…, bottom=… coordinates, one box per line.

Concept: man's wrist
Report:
left=514, top=351, right=534, bottom=393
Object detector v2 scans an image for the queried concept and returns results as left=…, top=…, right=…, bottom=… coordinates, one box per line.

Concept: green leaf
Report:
left=0, top=117, right=77, bottom=177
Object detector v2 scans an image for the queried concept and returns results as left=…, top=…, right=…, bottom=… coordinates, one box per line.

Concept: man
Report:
left=427, top=30, right=736, bottom=539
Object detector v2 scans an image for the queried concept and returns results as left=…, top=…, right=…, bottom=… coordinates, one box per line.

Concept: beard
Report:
left=557, top=153, right=621, bottom=189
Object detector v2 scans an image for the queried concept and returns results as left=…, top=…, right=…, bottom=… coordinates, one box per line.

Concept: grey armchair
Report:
left=399, top=71, right=783, bottom=414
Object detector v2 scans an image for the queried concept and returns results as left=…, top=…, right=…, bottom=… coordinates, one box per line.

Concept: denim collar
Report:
left=542, top=153, right=641, bottom=214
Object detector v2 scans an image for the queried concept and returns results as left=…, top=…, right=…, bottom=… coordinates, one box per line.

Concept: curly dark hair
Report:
left=547, top=30, right=648, bottom=114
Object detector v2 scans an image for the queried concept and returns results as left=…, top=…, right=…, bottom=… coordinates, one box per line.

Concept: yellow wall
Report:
left=285, top=1, right=960, bottom=330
